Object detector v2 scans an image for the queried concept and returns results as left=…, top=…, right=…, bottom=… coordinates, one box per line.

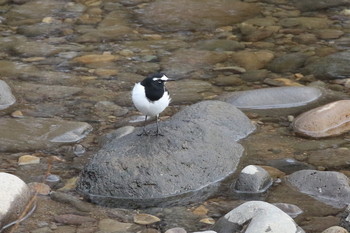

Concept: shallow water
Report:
left=0, top=0, right=350, bottom=232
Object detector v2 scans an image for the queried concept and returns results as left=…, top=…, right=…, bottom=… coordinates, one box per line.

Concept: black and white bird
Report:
left=132, top=73, right=172, bottom=136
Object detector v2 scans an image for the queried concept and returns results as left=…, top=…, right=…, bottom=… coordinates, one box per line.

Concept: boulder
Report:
left=0, top=173, right=33, bottom=232
left=286, top=170, right=350, bottom=208
left=77, top=101, right=255, bottom=208
left=212, top=201, right=305, bottom=233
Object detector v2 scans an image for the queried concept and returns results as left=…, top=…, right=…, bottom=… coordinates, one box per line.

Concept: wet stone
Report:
left=77, top=101, right=255, bottom=208
left=136, top=0, right=260, bottom=32
left=233, top=165, right=273, bottom=194
left=266, top=158, right=314, bottom=174
left=212, top=201, right=304, bottom=233
left=303, top=51, right=350, bottom=80
left=286, top=170, right=350, bottom=208
left=268, top=52, right=308, bottom=73
left=98, top=218, right=134, bottom=232
left=28, top=182, right=51, bottom=195
left=18, top=154, right=40, bottom=165
left=322, top=226, right=349, bottom=233
left=279, top=17, right=331, bottom=29
left=290, top=0, right=350, bottom=11
left=293, top=100, right=350, bottom=138
left=221, top=86, right=322, bottom=111
left=240, top=69, right=269, bottom=82
left=195, top=39, right=245, bottom=51
left=0, top=60, right=40, bottom=79
left=54, top=214, right=96, bottom=225
left=0, top=118, right=92, bottom=152
left=230, top=50, right=275, bottom=70
left=0, top=80, right=16, bottom=110
left=308, top=148, right=350, bottom=170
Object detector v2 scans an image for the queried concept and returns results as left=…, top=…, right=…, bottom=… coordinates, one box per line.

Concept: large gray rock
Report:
left=212, top=201, right=305, bottom=233
left=0, top=173, right=33, bottom=232
left=286, top=170, right=350, bottom=208
left=0, top=80, right=16, bottom=110
left=304, top=51, right=350, bottom=80
left=290, top=0, right=350, bottom=11
left=0, top=117, right=92, bottom=152
left=77, top=101, right=255, bottom=208
left=136, top=0, right=260, bottom=32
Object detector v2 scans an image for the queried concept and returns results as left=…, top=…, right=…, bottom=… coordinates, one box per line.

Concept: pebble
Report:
left=230, top=50, right=275, bottom=70
left=58, top=177, right=79, bottom=192
left=18, top=154, right=40, bottom=165
left=192, top=205, right=209, bottom=216
left=50, top=191, right=92, bottom=212
left=11, top=110, right=24, bottom=118
left=293, top=100, right=350, bottom=138
left=199, top=217, right=215, bottom=225
left=134, top=213, right=161, bottom=225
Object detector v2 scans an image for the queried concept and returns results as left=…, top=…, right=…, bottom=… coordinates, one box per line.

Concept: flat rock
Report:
left=221, top=86, right=322, bottom=112
left=0, top=80, right=16, bottom=110
left=0, top=118, right=92, bottom=152
left=286, top=170, right=350, bottom=208
left=293, top=100, right=350, bottom=138
left=0, top=173, right=33, bottom=232
left=279, top=17, right=331, bottom=29
left=212, top=201, right=304, bottom=233
left=303, top=51, right=350, bottom=80
left=290, top=0, right=350, bottom=11
left=136, top=0, right=260, bottom=32
left=77, top=101, right=255, bottom=208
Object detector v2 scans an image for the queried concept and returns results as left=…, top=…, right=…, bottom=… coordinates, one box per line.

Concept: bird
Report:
left=132, top=73, right=172, bottom=136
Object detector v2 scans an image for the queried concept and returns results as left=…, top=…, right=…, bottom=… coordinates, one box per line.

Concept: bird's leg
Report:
left=154, top=114, right=164, bottom=136
left=138, top=115, right=149, bottom=136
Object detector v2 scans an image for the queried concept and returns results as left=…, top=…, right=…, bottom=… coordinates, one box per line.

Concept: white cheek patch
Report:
left=152, top=75, right=169, bottom=82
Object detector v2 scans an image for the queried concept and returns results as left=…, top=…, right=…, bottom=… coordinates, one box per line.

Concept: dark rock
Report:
left=268, top=53, right=308, bottom=73
left=54, top=214, right=96, bottom=225
left=290, top=0, right=350, bottom=11
left=303, top=51, right=350, bottom=80
left=77, top=101, right=255, bottom=208
left=211, top=201, right=304, bottom=233
left=286, top=170, right=350, bottom=208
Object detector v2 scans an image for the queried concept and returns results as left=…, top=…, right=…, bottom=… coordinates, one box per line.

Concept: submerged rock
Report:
left=77, top=101, right=255, bottom=208
left=290, top=0, right=350, bottom=11
left=0, top=173, right=33, bottom=232
left=293, top=100, right=350, bottom=138
left=212, top=201, right=305, bottom=233
left=0, top=118, right=92, bottom=152
left=136, top=0, right=260, bottom=32
left=0, top=80, right=16, bottom=110
left=286, top=170, right=350, bottom=208
left=304, top=51, right=350, bottom=80
left=221, top=86, right=322, bottom=112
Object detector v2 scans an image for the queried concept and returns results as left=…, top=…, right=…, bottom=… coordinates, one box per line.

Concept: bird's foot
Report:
left=137, top=130, right=150, bottom=136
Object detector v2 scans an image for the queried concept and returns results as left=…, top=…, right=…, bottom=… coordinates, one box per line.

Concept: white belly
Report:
left=132, top=83, right=171, bottom=116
